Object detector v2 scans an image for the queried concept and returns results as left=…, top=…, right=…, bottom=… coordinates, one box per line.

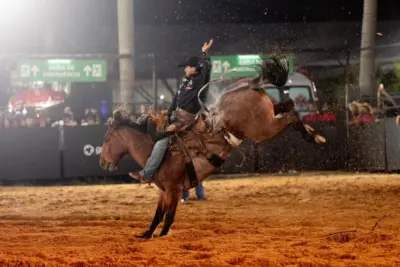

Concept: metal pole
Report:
left=359, top=0, right=377, bottom=97
left=380, top=89, right=388, bottom=172
left=344, top=50, right=351, bottom=170
left=152, top=53, right=158, bottom=110
left=116, top=0, right=134, bottom=110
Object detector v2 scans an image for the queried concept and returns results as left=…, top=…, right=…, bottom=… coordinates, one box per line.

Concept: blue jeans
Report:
left=182, top=182, right=205, bottom=200
left=139, top=136, right=172, bottom=180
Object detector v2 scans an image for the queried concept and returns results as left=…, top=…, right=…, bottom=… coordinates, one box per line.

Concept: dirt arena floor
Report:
left=0, top=172, right=399, bottom=267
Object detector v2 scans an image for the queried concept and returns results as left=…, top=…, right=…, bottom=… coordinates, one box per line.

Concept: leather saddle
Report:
left=166, top=108, right=197, bottom=133
left=135, top=108, right=199, bottom=143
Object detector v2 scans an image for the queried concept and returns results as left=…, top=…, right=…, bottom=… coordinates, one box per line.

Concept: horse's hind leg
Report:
left=136, top=191, right=166, bottom=239
left=291, top=113, right=326, bottom=144
left=254, top=111, right=297, bottom=142
left=274, top=99, right=326, bottom=144
left=159, top=187, right=181, bottom=237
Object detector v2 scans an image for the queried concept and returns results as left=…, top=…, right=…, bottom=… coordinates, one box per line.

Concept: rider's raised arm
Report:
left=199, top=54, right=211, bottom=85
left=200, top=39, right=213, bottom=84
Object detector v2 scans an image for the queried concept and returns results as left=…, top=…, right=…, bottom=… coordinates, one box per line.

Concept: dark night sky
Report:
left=0, top=0, right=399, bottom=105
left=0, top=0, right=399, bottom=55
left=134, top=0, right=399, bottom=24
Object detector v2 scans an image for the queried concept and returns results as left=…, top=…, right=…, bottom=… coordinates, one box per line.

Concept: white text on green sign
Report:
left=18, top=59, right=107, bottom=82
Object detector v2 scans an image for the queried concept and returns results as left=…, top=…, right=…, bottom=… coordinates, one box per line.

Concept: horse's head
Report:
left=99, top=114, right=130, bottom=172
left=99, top=106, right=152, bottom=171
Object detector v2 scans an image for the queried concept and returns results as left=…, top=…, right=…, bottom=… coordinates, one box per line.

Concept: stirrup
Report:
left=129, top=172, right=151, bottom=184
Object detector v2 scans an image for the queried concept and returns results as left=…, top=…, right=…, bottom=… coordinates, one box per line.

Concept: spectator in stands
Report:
left=307, top=101, right=318, bottom=115
left=303, top=100, right=337, bottom=122
left=373, top=107, right=384, bottom=123
left=348, top=102, right=360, bottom=125
left=25, top=117, right=36, bottom=128
left=64, top=107, right=74, bottom=120
left=181, top=182, right=206, bottom=203
left=63, top=113, right=78, bottom=126
left=82, top=108, right=101, bottom=125
left=322, top=103, right=330, bottom=113
left=18, top=116, right=26, bottom=127
left=51, top=109, right=78, bottom=127
left=359, top=103, right=374, bottom=123
left=3, top=117, right=10, bottom=128
left=39, top=117, right=51, bottom=127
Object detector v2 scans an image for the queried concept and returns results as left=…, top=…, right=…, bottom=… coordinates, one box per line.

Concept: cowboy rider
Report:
left=129, top=39, right=214, bottom=184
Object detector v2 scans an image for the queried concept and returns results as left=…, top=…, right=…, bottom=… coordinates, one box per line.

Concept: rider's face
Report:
left=184, top=66, right=197, bottom=77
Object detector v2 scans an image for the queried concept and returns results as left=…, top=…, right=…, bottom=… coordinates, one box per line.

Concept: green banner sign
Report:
left=210, top=54, right=294, bottom=79
left=17, top=59, right=107, bottom=82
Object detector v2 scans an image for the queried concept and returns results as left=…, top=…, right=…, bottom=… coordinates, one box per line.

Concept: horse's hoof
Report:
left=135, top=231, right=153, bottom=239
left=304, top=124, right=326, bottom=145
left=314, top=134, right=326, bottom=144
left=304, top=124, right=315, bottom=133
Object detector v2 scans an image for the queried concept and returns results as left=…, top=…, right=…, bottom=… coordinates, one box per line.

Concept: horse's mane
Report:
left=107, top=104, right=147, bottom=133
left=108, top=104, right=169, bottom=134
left=146, top=106, right=169, bottom=132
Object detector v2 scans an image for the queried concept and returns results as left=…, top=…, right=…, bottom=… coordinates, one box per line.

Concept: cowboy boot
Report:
left=129, top=172, right=151, bottom=184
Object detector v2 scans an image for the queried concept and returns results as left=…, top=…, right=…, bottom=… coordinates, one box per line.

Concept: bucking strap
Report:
left=207, top=153, right=225, bottom=168
left=185, top=161, right=199, bottom=188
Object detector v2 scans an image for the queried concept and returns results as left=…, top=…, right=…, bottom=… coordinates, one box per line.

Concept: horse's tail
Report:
left=250, top=55, right=289, bottom=88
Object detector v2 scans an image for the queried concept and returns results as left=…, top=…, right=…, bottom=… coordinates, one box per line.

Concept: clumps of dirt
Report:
left=338, top=254, right=357, bottom=260
left=110, top=244, right=144, bottom=255
left=291, top=241, right=309, bottom=247
left=226, top=255, right=246, bottom=265
left=213, top=227, right=237, bottom=235
left=326, top=231, right=393, bottom=245
left=192, top=253, right=213, bottom=260
left=294, top=262, right=332, bottom=267
left=326, top=230, right=358, bottom=243
left=70, top=261, right=87, bottom=267
left=0, top=260, right=48, bottom=267
left=354, top=233, right=393, bottom=244
left=180, top=243, right=213, bottom=252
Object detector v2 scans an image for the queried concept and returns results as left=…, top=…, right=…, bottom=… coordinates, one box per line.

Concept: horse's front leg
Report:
left=136, top=191, right=166, bottom=239
left=159, top=186, right=181, bottom=237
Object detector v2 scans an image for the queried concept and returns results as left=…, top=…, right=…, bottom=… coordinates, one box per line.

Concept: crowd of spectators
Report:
left=347, top=101, right=385, bottom=125
left=0, top=100, right=389, bottom=129
left=0, top=103, right=154, bottom=129
left=0, top=106, right=107, bottom=129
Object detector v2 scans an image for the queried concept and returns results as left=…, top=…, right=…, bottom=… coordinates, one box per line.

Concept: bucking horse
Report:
left=99, top=55, right=326, bottom=239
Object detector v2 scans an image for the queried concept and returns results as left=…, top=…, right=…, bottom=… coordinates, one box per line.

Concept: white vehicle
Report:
left=262, top=72, right=319, bottom=117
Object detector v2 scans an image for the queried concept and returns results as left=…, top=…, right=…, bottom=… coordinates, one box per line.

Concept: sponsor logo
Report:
left=83, top=144, right=102, bottom=156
